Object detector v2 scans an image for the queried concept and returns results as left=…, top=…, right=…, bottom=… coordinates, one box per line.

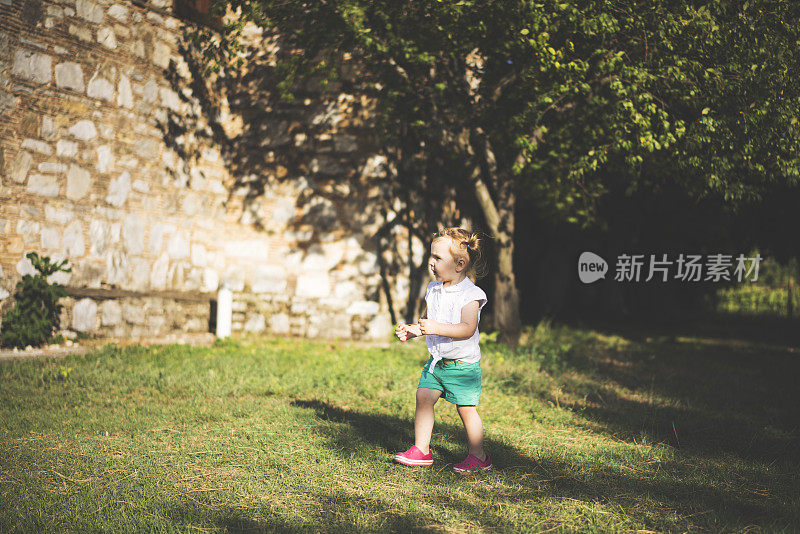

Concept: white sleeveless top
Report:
left=424, top=277, right=488, bottom=373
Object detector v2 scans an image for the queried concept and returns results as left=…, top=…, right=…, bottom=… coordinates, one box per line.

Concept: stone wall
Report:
left=0, top=0, right=431, bottom=342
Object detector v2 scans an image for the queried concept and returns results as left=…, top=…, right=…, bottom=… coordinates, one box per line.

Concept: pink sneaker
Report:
left=453, top=452, right=492, bottom=473
left=394, top=445, right=433, bottom=466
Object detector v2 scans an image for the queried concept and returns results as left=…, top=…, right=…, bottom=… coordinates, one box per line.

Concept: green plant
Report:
left=0, top=252, right=72, bottom=349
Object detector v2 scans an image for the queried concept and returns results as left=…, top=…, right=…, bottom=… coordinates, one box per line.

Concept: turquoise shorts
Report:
left=417, top=356, right=481, bottom=406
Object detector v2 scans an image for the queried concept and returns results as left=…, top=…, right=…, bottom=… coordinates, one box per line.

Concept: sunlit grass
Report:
left=1, top=323, right=798, bottom=532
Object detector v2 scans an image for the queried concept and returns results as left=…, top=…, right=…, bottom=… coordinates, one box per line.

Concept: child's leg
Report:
left=414, top=387, right=442, bottom=454
left=456, top=405, right=486, bottom=461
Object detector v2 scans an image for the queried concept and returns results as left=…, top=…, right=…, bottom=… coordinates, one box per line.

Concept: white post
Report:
left=216, top=283, right=232, bottom=339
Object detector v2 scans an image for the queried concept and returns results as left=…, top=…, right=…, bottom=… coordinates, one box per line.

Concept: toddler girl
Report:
left=393, top=227, right=492, bottom=473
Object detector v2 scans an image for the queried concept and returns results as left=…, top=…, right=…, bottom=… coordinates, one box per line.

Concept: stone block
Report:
left=185, top=318, right=205, bottom=332
left=346, top=300, right=380, bottom=316
left=21, top=138, right=51, bottom=155
left=244, top=314, right=266, bottom=332
left=130, top=39, right=145, bottom=58
left=221, top=266, right=245, bottom=291
left=105, top=171, right=130, bottom=206
left=54, top=62, right=84, bottom=92
left=9, top=150, right=33, bottom=183
left=129, top=258, right=150, bottom=291
left=152, top=41, right=170, bottom=68
left=72, top=298, right=97, bottom=332
left=117, top=73, right=132, bottom=108
left=269, top=313, right=290, bottom=334
left=146, top=314, right=167, bottom=332
left=68, top=25, right=92, bottom=42
left=201, top=268, right=219, bottom=292
left=100, top=300, right=122, bottom=325
left=68, top=120, right=97, bottom=140
left=300, top=242, right=345, bottom=270
left=38, top=162, right=67, bottom=173
left=89, top=219, right=110, bottom=256
left=224, top=240, right=269, bottom=261
left=367, top=311, right=392, bottom=340
left=40, top=226, right=60, bottom=249
left=150, top=253, right=169, bottom=289
left=45, top=205, right=73, bottom=224
left=12, top=49, right=51, bottom=84
left=41, top=116, right=57, bottom=141
left=26, top=174, right=59, bottom=196
left=107, top=4, right=128, bottom=21
left=75, top=0, right=103, bottom=24
left=106, top=249, right=130, bottom=285
left=167, top=231, right=189, bottom=259
left=21, top=204, right=42, bottom=218
left=250, top=266, right=288, bottom=294
left=87, top=71, right=114, bottom=102
left=16, top=254, right=37, bottom=276
left=97, top=27, right=117, bottom=49
left=122, top=302, right=145, bottom=324
left=181, top=192, right=201, bottom=216
left=96, top=145, right=113, bottom=173
left=296, top=272, right=331, bottom=298
left=66, top=164, right=91, bottom=200
left=131, top=179, right=150, bottom=193
left=56, top=140, right=78, bottom=158
left=62, top=220, right=85, bottom=257
left=16, top=219, right=40, bottom=242
left=190, top=243, right=206, bottom=266
left=122, top=212, right=145, bottom=255
left=47, top=255, right=71, bottom=285
left=0, top=89, right=17, bottom=116
left=333, top=280, right=359, bottom=299
left=149, top=223, right=170, bottom=255
left=159, top=87, right=179, bottom=111
left=133, top=137, right=158, bottom=159
left=142, top=80, right=158, bottom=103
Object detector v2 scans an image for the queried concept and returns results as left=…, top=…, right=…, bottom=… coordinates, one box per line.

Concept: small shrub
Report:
left=0, top=252, right=72, bottom=349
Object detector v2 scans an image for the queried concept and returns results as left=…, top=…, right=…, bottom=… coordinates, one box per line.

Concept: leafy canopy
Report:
left=193, top=1, right=800, bottom=227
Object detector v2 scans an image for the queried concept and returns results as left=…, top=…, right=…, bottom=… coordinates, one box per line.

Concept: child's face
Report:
left=429, top=237, right=466, bottom=282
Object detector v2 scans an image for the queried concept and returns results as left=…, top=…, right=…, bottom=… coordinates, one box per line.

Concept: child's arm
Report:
left=418, top=301, right=479, bottom=340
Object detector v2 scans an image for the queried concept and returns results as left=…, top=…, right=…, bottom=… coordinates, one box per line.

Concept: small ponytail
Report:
left=435, top=227, right=489, bottom=281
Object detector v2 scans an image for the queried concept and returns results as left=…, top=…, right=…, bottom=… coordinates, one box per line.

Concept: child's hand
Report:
left=395, top=322, right=422, bottom=341
left=395, top=322, right=411, bottom=341
left=418, top=318, right=438, bottom=336
left=406, top=323, right=422, bottom=338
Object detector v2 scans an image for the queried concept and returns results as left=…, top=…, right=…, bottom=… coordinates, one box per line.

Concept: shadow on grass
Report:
left=566, top=312, right=800, bottom=348
left=287, top=398, right=792, bottom=531
left=540, top=328, right=800, bottom=466
left=165, top=491, right=475, bottom=533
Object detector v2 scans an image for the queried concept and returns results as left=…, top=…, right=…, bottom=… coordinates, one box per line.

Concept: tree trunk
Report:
left=467, top=128, right=522, bottom=348
left=494, top=229, right=522, bottom=347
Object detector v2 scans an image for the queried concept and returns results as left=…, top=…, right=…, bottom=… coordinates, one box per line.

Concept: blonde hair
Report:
left=432, top=227, right=489, bottom=282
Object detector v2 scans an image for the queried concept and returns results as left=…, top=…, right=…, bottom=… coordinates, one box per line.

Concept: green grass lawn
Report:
left=1, top=322, right=798, bottom=533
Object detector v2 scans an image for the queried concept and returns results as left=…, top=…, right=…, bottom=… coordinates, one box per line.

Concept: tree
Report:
left=194, top=0, right=799, bottom=346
